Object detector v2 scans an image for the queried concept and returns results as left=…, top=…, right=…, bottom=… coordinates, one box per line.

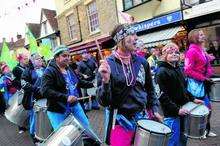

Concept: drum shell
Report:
left=5, top=90, right=29, bottom=127
left=184, top=114, right=208, bottom=138
left=210, top=78, right=220, bottom=102
left=41, top=114, right=84, bottom=146
left=134, top=126, right=170, bottom=146
left=34, top=105, right=53, bottom=141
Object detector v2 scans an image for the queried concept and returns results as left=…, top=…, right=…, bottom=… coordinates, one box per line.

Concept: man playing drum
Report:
left=156, top=43, right=203, bottom=146
left=97, top=24, right=162, bottom=146
left=41, top=45, right=98, bottom=145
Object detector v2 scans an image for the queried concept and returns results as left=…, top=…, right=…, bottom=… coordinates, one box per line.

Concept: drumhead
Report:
left=34, top=99, right=47, bottom=108
left=182, top=102, right=198, bottom=112
left=137, top=120, right=171, bottom=135
left=191, top=105, right=209, bottom=116
left=211, top=78, right=220, bottom=82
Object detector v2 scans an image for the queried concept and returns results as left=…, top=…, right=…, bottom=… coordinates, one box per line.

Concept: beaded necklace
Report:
left=114, top=51, right=135, bottom=86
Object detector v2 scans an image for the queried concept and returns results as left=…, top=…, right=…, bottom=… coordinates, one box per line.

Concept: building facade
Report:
left=54, top=0, right=119, bottom=58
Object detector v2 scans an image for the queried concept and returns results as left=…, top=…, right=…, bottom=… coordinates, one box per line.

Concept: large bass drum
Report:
left=5, top=90, right=29, bottom=127
left=134, top=120, right=171, bottom=146
left=34, top=99, right=53, bottom=141
left=182, top=102, right=209, bottom=138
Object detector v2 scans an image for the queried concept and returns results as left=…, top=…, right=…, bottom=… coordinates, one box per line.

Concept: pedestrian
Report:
left=97, top=24, right=162, bottom=146
left=78, top=51, right=99, bottom=111
left=12, top=53, right=29, bottom=134
left=184, top=29, right=217, bottom=138
left=156, top=42, right=203, bottom=146
left=21, top=53, right=45, bottom=143
left=0, top=63, right=17, bottom=106
left=41, top=45, right=98, bottom=145
left=147, top=47, right=161, bottom=75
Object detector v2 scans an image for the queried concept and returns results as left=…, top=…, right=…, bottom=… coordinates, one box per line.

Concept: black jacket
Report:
left=97, top=54, right=158, bottom=118
left=41, top=59, right=94, bottom=113
left=77, top=57, right=97, bottom=81
left=21, top=63, right=45, bottom=110
left=12, top=64, right=25, bottom=90
left=156, top=61, right=194, bottom=117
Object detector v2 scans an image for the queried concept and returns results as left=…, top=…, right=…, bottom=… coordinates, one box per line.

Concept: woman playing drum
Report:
left=156, top=43, right=203, bottom=146
left=97, top=24, right=162, bottom=146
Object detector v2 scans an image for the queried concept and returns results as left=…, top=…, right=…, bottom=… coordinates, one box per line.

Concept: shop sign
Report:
left=133, top=11, right=182, bottom=32
left=183, top=0, right=220, bottom=20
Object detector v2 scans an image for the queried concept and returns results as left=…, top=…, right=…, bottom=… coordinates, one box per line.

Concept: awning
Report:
left=69, top=36, right=112, bottom=54
left=138, top=26, right=184, bottom=48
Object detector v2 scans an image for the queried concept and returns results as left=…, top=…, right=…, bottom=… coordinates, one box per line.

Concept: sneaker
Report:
left=208, top=131, right=217, bottom=137
left=201, top=130, right=207, bottom=139
left=84, top=102, right=92, bottom=112
left=18, top=130, right=24, bottom=134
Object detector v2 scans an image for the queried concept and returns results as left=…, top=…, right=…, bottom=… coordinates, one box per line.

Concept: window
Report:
left=43, top=21, right=47, bottom=35
left=123, top=0, right=150, bottom=10
left=87, top=1, right=100, bottom=33
left=64, top=0, right=70, bottom=4
left=66, top=14, right=76, bottom=40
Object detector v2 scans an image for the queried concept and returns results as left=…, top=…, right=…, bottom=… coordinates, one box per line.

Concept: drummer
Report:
left=41, top=45, right=98, bottom=144
left=12, top=52, right=29, bottom=133
left=156, top=43, right=204, bottom=146
left=97, top=24, right=163, bottom=146
left=21, top=53, right=45, bottom=142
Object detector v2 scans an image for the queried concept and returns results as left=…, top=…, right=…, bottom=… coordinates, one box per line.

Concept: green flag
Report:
left=26, top=27, right=38, bottom=54
left=0, top=41, right=18, bottom=69
left=39, top=44, right=53, bottom=61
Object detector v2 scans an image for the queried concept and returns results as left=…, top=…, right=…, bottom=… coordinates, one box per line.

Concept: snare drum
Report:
left=210, top=78, right=220, bottom=102
left=182, top=102, right=209, bottom=138
left=34, top=99, right=53, bottom=141
left=41, top=114, right=84, bottom=146
left=134, top=120, right=171, bottom=146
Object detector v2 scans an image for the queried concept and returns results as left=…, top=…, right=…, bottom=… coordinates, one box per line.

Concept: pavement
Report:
left=0, top=102, right=219, bottom=146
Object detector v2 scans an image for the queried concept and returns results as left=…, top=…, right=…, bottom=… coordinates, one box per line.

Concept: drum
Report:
left=210, top=78, right=220, bottom=102
left=134, top=120, right=171, bottom=146
left=41, top=114, right=102, bottom=146
left=34, top=99, right=53, bottom=141
left=8, top=90, right=23, bottom=106
left=182, top=102, right=209, bottom=138
left=41, top=114, right=85, bottom=146
left=5, top=90, right=29, bottom=127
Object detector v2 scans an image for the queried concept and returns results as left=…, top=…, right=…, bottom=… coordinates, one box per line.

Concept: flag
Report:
left=25, top=26, right=38, bottom=54
left=38, top=38, right=53, bottom=60
left=0, top=41, right=18, bottom=69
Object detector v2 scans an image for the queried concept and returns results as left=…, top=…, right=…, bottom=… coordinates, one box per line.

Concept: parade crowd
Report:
left=0, top=24, right=218, bottom=146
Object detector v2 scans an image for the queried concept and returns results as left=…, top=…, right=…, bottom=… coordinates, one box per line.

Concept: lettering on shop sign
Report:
left=133, top=11, right=182, bottom=33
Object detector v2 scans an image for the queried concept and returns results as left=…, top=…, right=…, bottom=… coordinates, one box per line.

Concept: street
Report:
left=0, top=102, right=219, bottom=146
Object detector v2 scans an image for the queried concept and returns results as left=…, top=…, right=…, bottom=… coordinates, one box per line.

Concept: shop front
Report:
left=133, top=10, right=187, bottom=50
left=182, top=0, right=220, bottom=74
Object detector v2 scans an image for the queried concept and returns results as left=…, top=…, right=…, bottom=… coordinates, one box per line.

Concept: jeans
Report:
left=164, top=117, right=187, bottom=146
left=47, top=103, right=90, bottom=131
left=29, top=109, right=35, bottom=135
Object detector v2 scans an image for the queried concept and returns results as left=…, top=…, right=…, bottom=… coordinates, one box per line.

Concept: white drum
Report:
left=134, top=120, right=171, bottom=146
left=210, top=78, right=220, bottom=102
left=182, top=102, right=209, bottom=138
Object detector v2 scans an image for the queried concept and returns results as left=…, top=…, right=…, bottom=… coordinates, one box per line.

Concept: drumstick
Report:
left=77, top=96, right=91, bottom=101
left=95, top=39, right=104, bottom=60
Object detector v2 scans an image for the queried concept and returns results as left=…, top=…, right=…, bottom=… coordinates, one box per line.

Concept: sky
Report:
left=0, top=0, right=56, bottom=42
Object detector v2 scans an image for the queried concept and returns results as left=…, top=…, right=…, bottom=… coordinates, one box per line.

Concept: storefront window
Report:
left=197, top=24, right=220, bottom=65
left=123, top=0, right=150, bottom=10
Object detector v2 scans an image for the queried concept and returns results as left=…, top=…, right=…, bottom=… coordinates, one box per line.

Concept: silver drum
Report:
left=134, top=120, right=171, bottom=146
left=41, top=114, right=84, bottom=146
left=210, top=78, right=220, bottom=102
left=34, top=99, right=53, bottom=141
left=182, top=102, right=209, bottom=138
left=5, top=90, right=29, bottom=127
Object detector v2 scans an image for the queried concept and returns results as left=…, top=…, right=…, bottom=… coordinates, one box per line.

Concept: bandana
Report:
left=113, top=25, right=136, bottom=43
